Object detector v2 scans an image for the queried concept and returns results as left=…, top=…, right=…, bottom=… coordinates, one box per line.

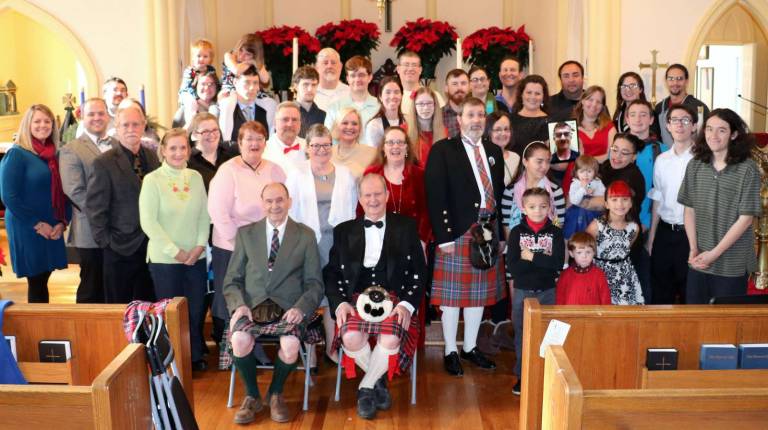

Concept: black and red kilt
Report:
left=431, top=221, right=505, bottom=307
left=218, top=313, right=322, bottom=370
left=332, top=296, right=419, bottom=379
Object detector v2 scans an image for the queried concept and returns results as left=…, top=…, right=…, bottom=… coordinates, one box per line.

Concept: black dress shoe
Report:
left=357, top=388, right=377, bottom=419
left=373, top=376, right=392, bottom=410
left=443, top=351, right=464, bottom=376
left=460, top=347, right=497, bottom=369
left=192, top=359, right=208, bottom=372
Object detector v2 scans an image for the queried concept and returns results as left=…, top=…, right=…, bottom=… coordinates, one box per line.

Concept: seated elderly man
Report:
left=223, top=182, right=324, bottom=424
left=324, top=173, right=426, bottom=420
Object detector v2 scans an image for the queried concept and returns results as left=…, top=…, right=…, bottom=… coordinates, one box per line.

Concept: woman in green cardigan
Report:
left=139, top=128, right=211, bottom=370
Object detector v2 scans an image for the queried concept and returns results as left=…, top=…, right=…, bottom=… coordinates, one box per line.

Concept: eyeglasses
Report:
left=348, top=72, right=369, bottom=79
left=196, top=128, right=220, bottom=136
left=669, top=117, right=692, bottom=126
left=610, top=145, right=635, bottom=157
left=666, top=76, right=685, bottom=82
left=555, top=132, right=571, bottom=138
left=492, top=127, right=510, bottom=134
left=415, top=102, right=434, bottom=108
left=620, top=83, right=639, bottom=91
left=399, top=62, right=421, bottom=69
left=309, top=143, right=332, bottom=150
left=470, top=77, right=488, bottom=83
left=384, top=139, right=407, bottom=146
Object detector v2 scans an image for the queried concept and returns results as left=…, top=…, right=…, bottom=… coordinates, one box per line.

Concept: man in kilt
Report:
left=324, top=174, right=426, bottom=420
left=425, top=97, right=506, bottom=376
left=223, top=183, right=324, bottom=424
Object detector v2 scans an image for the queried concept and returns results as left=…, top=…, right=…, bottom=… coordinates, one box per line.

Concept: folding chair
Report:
left=334, top=348, right=418, bottom=405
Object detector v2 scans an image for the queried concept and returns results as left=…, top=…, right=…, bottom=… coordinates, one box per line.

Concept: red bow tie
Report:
left=283, top=143, right=300, bottom=154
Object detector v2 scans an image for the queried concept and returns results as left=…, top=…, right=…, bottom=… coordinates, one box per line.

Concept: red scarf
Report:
left=31, top=137, right=68, bottom=224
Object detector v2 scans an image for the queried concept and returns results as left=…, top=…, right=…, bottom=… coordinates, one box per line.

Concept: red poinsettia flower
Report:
left=315, top=19, right=380, bottom=63
left=462, top=25, right=532, bottom=89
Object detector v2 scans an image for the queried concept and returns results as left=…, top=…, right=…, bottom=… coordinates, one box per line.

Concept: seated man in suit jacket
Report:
left=223, top=182, right=324, bottom=424
left=86, top=102, right=159, bottom=303
left=219, top=65, right=269, bottom=148
left=324, top=173, right=426, bottom=420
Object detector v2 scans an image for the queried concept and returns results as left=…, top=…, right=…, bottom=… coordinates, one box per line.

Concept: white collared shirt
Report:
left=265, top=218, right=288, bottom=262
left=648, top=144, right=694, bottom=225
left=363, top=215, right=386, bottom=268
left=461, top=134, right=493, bottom=209
left=263, top=134, right=307, bottom=173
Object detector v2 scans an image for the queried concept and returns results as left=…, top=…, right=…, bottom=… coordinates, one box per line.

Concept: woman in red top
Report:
left=361, top=126, right=432, bottom=245
left=406, top=86, right=446, bottom=166
left=575, top=86, right=616, bottom=164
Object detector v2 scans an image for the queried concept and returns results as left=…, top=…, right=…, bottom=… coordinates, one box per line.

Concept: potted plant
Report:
left=390, top=18, right=458, bottom=83
left=315, top=19, right=380, bottom=65
left=256, top=26, right=321, bottom=91
left=463, top=25, right=531, bottom=91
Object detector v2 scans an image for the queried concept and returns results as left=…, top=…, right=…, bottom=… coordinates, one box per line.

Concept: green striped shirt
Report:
left=678, top=158, right=761, bottom=277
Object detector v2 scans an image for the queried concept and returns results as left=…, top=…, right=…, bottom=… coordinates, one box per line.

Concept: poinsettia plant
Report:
left=390, top=18, right=458, bottom=81
left=255, top=26, right=321, bottom=91
left=463, top=25, right=531, bottom=90
left=315, top=19, right=380, bottom=65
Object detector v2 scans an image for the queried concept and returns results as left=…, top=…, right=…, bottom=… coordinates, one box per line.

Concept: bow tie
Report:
left=283, top=143, right=300, bottom=154
left=364, top=219, right=384, bottom=229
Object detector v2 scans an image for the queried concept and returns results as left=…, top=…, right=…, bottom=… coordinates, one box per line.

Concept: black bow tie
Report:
left=364, top=219, right=384, bottom=229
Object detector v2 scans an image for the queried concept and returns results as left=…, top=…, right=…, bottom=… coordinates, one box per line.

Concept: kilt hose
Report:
left=431, top=222, right=505, bottom=308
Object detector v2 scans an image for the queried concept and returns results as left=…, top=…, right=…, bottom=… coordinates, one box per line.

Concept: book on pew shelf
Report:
left=38, top=340, right=71, bottom=363
left=699, top=344, right=738, bottom=370
left=738, top=343, right=768, bottom=369
left=646, top=348, right=678, bottom=371
left=4, top=335, right=16, bottom=361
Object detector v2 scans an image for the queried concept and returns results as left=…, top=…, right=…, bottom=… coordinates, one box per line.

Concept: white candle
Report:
left=292, top=37, right=299, bottom=74
left=456, top=37, right=462, bottom=69
left=528, top=40, right=534, bottom=74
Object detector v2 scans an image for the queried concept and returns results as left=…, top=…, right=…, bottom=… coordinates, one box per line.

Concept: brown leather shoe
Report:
left=233, top=395, right=263, bottom=424
left=269, top=393, right=291, bottom=423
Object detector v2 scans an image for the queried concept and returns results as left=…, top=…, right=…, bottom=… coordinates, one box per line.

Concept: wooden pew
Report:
left=520, top=299, right=768, bottom=430
left=0, top=343, right=151, bottom=429
left=0, top=297, right=192, bottom=428
left=542, top=345, right=768, bottom=430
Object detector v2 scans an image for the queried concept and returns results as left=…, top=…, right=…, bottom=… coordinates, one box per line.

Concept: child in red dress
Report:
left=556, top=232, right=611, bottom=305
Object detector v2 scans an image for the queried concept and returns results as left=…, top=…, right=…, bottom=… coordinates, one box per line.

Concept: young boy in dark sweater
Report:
left=507, top=187, right=565, bottom=395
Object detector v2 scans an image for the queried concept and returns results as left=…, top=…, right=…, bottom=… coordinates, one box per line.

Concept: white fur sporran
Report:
left=355, top=286, right=393, bottom=323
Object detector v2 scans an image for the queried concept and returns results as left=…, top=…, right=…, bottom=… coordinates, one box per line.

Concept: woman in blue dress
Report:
left=0, top=104, right=70, bottom=302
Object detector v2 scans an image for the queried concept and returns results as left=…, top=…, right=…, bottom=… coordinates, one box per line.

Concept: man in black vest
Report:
left=324, top=173, right=426, bottom=420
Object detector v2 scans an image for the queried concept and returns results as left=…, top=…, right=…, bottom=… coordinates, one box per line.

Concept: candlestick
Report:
left=528, top=40, right=534, bottom=74
left=292, top=37, right=299, bottom=74
left=139, top=85, right=146, bottom=109
left=79, top=87, right=85, bottom=106
left=456, top=37, right=462, bottom=69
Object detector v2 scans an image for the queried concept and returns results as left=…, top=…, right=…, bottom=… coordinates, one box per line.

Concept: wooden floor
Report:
left=0, top=229, right=522, bottom=429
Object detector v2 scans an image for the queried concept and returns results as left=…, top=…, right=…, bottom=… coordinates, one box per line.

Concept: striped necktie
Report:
left=268, top=228, right=279, bottom=271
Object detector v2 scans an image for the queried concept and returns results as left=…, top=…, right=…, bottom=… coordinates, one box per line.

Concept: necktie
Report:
left=283, top=143, right=300, bottom=154
left=471, top=143, right=495, bottom=210
left=268, top=228, right=279, bottom=270
left=243, top=105, right=254, bottom=121
left=133, top=154, right=145, bottom=180
left=364, top=219, right=384, bottom=229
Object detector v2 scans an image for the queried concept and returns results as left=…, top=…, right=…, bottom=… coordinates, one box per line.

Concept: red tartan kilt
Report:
left=431, top=223, right=505, bottom=307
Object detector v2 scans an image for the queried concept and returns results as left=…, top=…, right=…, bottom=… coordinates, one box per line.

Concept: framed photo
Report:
left=548, top=120, right=579, bottom=154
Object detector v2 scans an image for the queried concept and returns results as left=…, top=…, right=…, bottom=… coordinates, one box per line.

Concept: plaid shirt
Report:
left=442, top=105, right=460, bottom=138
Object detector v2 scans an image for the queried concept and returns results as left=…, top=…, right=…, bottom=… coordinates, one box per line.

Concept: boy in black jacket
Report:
left=507, top=187, right=565, bottom=395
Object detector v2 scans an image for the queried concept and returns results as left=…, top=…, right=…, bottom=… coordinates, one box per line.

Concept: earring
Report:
left=405, top=152, right=408, bottom=158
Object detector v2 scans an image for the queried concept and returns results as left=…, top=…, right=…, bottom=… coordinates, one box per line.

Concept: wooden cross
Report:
left=638, top=50, right=669, bottom=105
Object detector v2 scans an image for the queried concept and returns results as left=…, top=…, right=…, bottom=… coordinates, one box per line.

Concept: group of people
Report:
left=0, top=32, right=762, bottom=424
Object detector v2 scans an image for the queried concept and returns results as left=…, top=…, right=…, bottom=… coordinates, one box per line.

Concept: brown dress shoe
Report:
left=234, top=395, right=263, bottom=424
left=269, top=393, right=291, bottom=423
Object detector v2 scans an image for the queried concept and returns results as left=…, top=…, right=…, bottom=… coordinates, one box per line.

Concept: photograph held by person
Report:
left=285, top=124, right=358, bottom=364
left=208, top=121, right=286, bottom=351
left=59, top=98, right=118, bottom=303
left=330, top=107, right=377, bottom=179
left=224, top=183, right=324, bottom=424
left=0, top=104, right=70, bottom=303
left=139, top=128, right=210, bottom=371
left=86, top=102, right=159, bottom=303
left=324, top=173, right=426, bottom=420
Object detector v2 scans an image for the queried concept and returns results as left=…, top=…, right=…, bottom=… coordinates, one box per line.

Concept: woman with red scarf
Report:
left=0, top=105, right=70, bottom=302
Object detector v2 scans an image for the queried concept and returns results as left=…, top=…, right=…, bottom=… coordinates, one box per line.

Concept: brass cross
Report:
left=62, top=93, right=76, bottom=108
left=639, top=50, right=669, bottom=105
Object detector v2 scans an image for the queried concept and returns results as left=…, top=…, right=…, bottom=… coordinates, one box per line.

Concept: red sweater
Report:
left=556, top=264, right=611, bottom=305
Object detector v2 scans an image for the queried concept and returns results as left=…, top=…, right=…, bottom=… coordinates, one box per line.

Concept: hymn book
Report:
left=646, top=348, right=678, bottom=371
left=38, top=340, right=72, bottom=363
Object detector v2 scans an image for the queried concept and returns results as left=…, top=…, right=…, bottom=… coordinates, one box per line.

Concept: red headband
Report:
left=606, top=180, right=633, bottom=198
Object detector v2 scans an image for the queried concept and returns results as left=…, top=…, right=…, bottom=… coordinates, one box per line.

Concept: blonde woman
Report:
left=406, top=86, right=446, bottom=165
